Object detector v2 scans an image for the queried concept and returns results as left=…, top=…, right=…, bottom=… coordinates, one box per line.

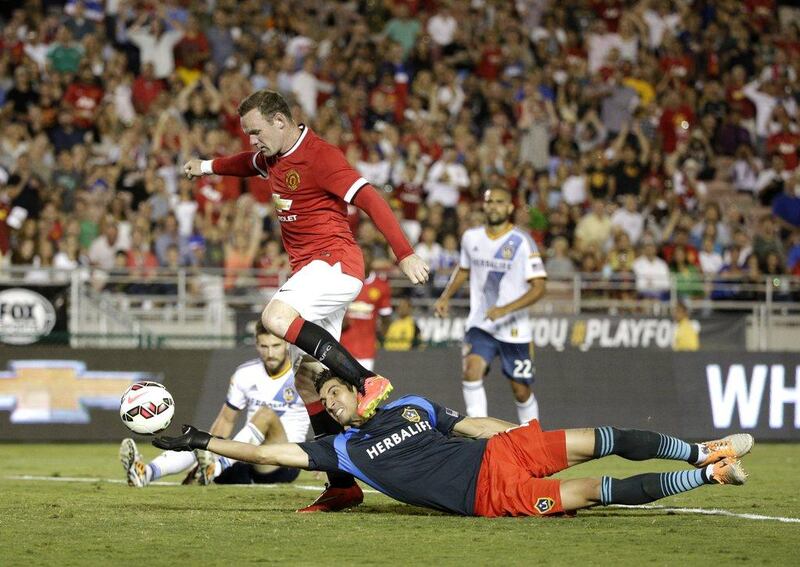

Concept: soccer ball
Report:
left=119, top=381, right=175, bottom=435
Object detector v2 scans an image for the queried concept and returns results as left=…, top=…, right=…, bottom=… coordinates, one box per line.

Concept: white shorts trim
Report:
left=356, top=358, right=374, bottom=372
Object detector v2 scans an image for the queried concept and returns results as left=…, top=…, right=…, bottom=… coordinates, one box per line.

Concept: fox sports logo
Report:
left=0, top=288, right=57, bottom=345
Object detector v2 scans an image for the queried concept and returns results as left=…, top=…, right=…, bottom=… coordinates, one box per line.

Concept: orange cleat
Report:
left=296, top=484, right=364, bottom=513
left=357, top=375, right=393, bottom=418
left=696, top=434, right=754, bottom=467
left=708, top=457, right=748, bottom=485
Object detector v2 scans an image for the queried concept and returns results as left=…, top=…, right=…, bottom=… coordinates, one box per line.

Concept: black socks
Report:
left=594, top=427, right=699, bottom=464
left=600, top=469, right=712, bottom=505
left=292, top=320, right=374, bottom=389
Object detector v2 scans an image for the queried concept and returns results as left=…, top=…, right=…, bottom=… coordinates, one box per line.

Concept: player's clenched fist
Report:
left=399, top=254, right=430, bottom=285
left=183, top=159, right=206, bottom=179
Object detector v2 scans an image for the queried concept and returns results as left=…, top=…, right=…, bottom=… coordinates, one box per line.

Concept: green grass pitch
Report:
left=1, top=442, right=798, bottom=565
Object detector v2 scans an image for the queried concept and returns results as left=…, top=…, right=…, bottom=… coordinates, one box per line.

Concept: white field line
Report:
left=610, top=503, right=800, bottom=524
left=5, top=475, right=800, bottom=524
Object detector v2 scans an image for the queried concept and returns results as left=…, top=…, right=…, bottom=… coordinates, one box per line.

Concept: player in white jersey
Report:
left=434, top=188, right=547, bottom=424
left=120, top=325, right=310, bottom=487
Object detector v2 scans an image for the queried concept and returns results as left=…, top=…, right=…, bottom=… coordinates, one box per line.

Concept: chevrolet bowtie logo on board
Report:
left=0, top=360, right=162, bottom=424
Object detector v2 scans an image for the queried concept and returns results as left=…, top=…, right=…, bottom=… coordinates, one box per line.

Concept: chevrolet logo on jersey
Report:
left=402, top=407, right=420, bottom=423
left=272, top=193, right=293, bottom=211
left=0, top=360, right=160, bottom=424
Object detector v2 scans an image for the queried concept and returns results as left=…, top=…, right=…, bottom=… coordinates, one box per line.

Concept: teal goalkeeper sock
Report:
left=600, top=467, right=713, bottom=506
left=594, top=427, right=699, bottom=463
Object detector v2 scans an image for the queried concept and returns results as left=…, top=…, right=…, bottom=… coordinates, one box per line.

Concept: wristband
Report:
left=200, top=160, right=214, bottom=175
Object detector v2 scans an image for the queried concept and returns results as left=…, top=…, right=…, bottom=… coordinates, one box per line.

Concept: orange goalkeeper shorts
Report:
left=473, top=419, right=569, bottom=517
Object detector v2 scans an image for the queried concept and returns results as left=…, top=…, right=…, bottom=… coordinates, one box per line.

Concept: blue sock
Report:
left=594, top=427, right=698, bottom=463
left=600, top=468, right=710, bottom=506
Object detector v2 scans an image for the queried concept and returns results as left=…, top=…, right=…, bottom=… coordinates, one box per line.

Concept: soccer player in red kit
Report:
left=341, top=248, right=393, bottom=371
left=184, top=90, right=428, bottom=512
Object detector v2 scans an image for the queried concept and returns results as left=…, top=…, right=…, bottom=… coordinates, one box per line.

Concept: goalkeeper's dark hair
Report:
left=313, top=370, right=355, bottom=394
left=237, top=90, right=294, bottom=123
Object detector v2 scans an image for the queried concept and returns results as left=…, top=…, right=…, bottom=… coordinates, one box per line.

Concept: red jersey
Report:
left=658, top=105, right=695, bottom=153
left=767, top=131, right=800, bottom=170
left=255, top=127, right=367, bottom=278
left=63, top=83, right=104, bottom=129
left=659, top=55, right=693, bottom=80
left=393, top=181, right=424, bottom=220
left=340, top=273, right=392, bottom=359
left=212, top=126, right=413, bottom=279
left=131, top=76, right=165, bottom=114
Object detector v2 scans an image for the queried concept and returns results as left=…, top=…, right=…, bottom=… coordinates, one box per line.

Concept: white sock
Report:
left=515, top=393, right=539, bottom=424
left=694, top=443, right=709, bottom=466
left=462, top=380, right=488, bottom=417
left=148, top=450, right=197, bottom=481
left=219, top=422, right=266, bottom=474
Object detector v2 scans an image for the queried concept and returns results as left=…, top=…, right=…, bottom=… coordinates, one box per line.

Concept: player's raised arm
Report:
left=152, top=425, right=310, bottom=469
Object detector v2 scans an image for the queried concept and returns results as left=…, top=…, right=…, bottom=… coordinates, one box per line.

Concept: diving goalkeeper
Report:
left=153, top=373, right=753, bottom=517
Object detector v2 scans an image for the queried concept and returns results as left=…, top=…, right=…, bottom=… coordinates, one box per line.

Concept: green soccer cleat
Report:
left=119, top=438, right=149, bottom=488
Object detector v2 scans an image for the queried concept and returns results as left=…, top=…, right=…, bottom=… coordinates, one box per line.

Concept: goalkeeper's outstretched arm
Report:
left=153, top=425, right=311, bottom=469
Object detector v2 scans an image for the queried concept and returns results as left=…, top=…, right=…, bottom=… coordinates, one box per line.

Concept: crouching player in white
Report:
left=119, top=323, right=310, bottom=487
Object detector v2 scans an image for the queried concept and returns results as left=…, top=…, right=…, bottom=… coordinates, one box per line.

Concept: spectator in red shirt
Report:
left=475, top=32, right=503, bottom=80
left=131, top=62, right=166, bottom=116
left=659, top=36, right=693, bottom=82
left=766, top=107, right=800, bottom=170
left=725, top=65, right=756, bottom=119
left=173, top=14, right=210, bottom=85
left=662, top=227, right=700, bottom=267
left=341, top=247, right=393, bottom=372
left=63, top=65, right=104, bottom=130
left=658, top=91, right=695, bottom=154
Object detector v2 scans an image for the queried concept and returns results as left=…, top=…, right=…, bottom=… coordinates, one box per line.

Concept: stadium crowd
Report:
left=1, top=0, right=800, bottom=303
